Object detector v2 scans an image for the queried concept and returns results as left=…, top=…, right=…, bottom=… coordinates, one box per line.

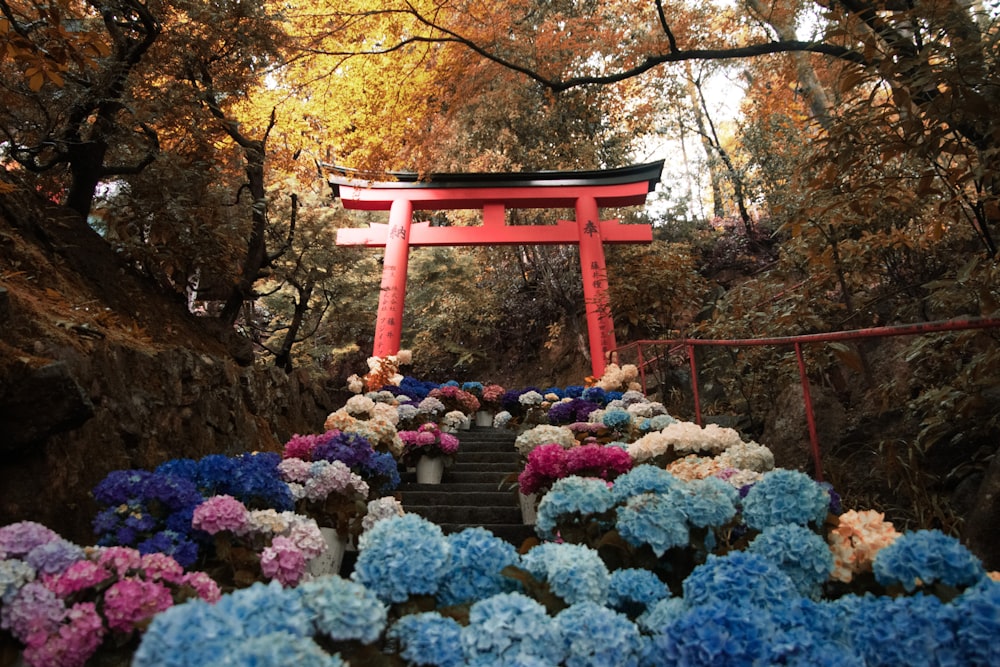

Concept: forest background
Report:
left=0, top=0, right=998, bottom=568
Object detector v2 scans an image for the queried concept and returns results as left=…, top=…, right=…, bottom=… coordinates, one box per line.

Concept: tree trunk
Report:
left=220, top=140, right=268, bottom=326
left=274, top=278, right=315, bottom=373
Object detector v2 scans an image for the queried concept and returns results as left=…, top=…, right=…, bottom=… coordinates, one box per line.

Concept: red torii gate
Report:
left=329, top=161, right=665, bottom=378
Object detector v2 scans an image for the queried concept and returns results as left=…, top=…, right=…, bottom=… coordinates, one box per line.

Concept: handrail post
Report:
left=637, top=343, right=647, bottom=395
left=688, top=344, right=702, bottom=426
left=794, top=342, right=824, bottom=481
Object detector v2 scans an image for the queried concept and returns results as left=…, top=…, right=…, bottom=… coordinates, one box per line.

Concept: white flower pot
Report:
left=475, top=410, right=494, bottom=427
left=308, top=527, right=347, bottom=578
left=519, top=492, right=538, bottom=525
left=416, top=455, right=445, bottom=484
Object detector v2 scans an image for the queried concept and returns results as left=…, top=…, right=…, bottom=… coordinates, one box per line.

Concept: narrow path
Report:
left=398, top=426, right=535, bottom=546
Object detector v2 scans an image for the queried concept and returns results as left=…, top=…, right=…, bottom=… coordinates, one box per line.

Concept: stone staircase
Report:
left=397, top=425, right=535, bottom=546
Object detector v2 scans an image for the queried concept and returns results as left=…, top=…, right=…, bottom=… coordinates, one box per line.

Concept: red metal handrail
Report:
left=608, top=317, right=1000, bottom=481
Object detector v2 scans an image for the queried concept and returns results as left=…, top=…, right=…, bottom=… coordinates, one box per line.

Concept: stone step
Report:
left=407, top=505, right=522, bottom=524
left=401, top=490, right=518, bottom=505
left=397, top=482, right=513, bottom=493
left=395, top=427, right=530, bottom=546
left=450, top=461, right=518, bottom=473
left=445, top=470, right=515, bottom=484
left=456, top=451, right=520, bottom=464
left=455, top=443, right=517, bottom=455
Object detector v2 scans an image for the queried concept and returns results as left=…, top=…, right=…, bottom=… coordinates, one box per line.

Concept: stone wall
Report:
left=0, top=342, right=343, bottom=545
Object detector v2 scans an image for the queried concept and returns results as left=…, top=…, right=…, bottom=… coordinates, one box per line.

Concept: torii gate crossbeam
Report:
left=328, top=161, right=665, bottom=378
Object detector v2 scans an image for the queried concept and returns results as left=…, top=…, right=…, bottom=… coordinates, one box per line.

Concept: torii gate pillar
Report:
left=373, top=198, right=412, bottom=357
left=329, top=161, right=664, bottom=378
left=576, top=195, right=618, bottom=368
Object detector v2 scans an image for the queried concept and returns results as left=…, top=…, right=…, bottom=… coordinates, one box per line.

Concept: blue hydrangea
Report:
left=766, top=598, right=866, bottom=667
left=581, top=386, right=607, bottom=405
left=135, top=582, right=310, bottom=667
left=680, top=477, right=739, bottom=528
left=461, top=592, right=564, bottom=666
left=396, top=376, right=438, bottom=399
left=611, top=465, right=682, bottom=504
left=637, top=597, right=686, bottom=634
left=872, top=529, right=986, bottom=592
left=844, top=593, right=960, bottom=667
left=389, top=612, right=465, bottom=667
left=462, top=381, right=484, bottom=395
left=521, top=542, right=610, bottom=605
left=564, top=385, right=585, bottom=398
left=0, top=558, right=35, bottom=604
left=556, top=601, right=643, bottom=667
left=299, top=577, right=387, bottom=644
left=24, top=538, right=84, bottom=576
left=137, top=529, right=200, bottom=568
left=214, top=580, right=313, bottom=638
left=953, top=580, right=1000, bottom=666
left=361, top=450, right=402, bottom=494
left=682, top=551, right=798, bottom=610
left=748, top=524, right=834, bottom=598
left=616, top=492, right=690, bottom=556
left=608, top=568, right=671, bottom=618
left=643, top=599, right=773, bottom=667
left=226, top=632, right=344, bottom=667
left=602, top=408, right=633, bottom=432
left=741, top=469, right=830, bottom=530
left=437, top=528, right=521, bottom=607
left=536, top=476, right=615, bottom=540
left=353, top=514, right=451, bottom=603
left=133, top=598, right=239, bottom=667
left=639, top=414, right=677, bottom=432
left=548, top=398, right=600, bottom=425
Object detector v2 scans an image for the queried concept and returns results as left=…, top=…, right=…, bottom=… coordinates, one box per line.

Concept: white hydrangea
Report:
left=361, top=497, right=406, bottom=534
left=518, top=391, right=544, bottom=407
left=515, top=424, right=577, bottom=457
left=716, top=440, right=775, bottom=472
left=345, top=395, right=376, bottom=417
left=620, top=390, right=646, bottom=406
left=418, top=397, right=446, bottom=415
left=443, top=410, right=466, bottom=429
left=627, top=430, right=673, bottom=463
left=372, top=402, right=400, bottom=425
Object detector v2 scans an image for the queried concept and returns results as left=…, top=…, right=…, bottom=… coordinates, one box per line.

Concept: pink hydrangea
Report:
left=566, top=444, right=633, bottom=479
left=438, top=432, right=460, bottom=455
left=96, top=546, right=142, bottom=577
left=47, top=561, right=110, bottom=597
left=415, top=431, right=437, bottom=446
left=192, top=495, right=249, bottom=535
left=303, top=460, right=366, bottom=501
left=287, top=520, right=326, bottom=559
left=278, top=457, right=312, bottom=484
left=482, top=384, right=505, bottom=407
left=181, top=571, right=222, bottom=603
left=102, top=579, right=175, bottom=632
left=259, top=536, right=307, bottom=587
left=138, top=553, right=185, bottom=585
left=22, top=601, right=105, bottom=667
left=283, top=432, right=333, bottom=460
left=518, top=443, right=569, bottom=495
